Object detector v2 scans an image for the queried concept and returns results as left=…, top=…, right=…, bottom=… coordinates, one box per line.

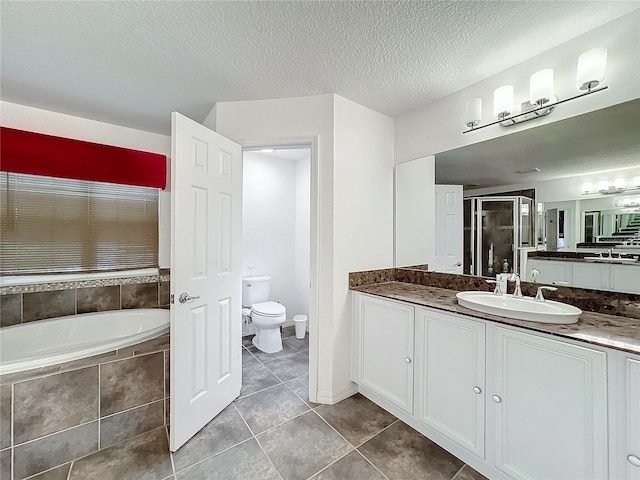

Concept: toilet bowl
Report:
left=249, top=301, right=286, bottom=353
left=242, top=276, right=286, bottom=353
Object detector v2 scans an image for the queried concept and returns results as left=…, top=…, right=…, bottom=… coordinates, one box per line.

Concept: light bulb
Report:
left=576, top=48, right=607, bottom=91
left=464, top=98, right=482, bottom=128
left=530, top=69, right=554, bottom=105
left=493, top=86, right=513, bottom=119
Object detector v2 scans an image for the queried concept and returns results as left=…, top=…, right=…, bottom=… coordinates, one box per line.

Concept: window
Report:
left=1, top=172, right=158, bottom=275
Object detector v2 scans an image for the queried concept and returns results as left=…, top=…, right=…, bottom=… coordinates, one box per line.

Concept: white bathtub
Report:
left=0, top=309, right=170, bottom=375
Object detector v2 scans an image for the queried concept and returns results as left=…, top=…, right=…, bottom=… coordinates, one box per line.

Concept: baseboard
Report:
left=315, top=382, right=358, bottom=405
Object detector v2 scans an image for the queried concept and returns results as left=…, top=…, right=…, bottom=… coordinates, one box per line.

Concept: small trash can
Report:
left=293, top=314, right=307, bottom=339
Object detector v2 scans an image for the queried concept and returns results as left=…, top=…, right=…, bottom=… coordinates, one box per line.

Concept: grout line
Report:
left=66, top=461, right=73, bottom=480
left=11, top=418, right=99, bottom=448
left=21, top=462, right=72, bottom=480
left=353, top=418, right=400, bottom=450
left=354, top=449, right=391, bottom=480
left=451, top=464, right=466, bottom=480
left=166, top=426, right=176, bottom=477
left=97, top=366, right=101, bottom=450
left=174, top=433, right=255, bottom=476
left=305, top=448, right=354, bottom=480
left=99, top=398, right=164, bottom=420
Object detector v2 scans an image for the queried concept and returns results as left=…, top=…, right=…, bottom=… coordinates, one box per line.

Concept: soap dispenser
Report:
left=502, top=258, right=509, bottom=273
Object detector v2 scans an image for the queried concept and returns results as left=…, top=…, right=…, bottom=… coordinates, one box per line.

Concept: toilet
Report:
left=242, top=275, right=286, bottom=353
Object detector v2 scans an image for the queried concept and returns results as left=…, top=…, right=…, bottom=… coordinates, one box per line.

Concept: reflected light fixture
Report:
left=582, top=175, right=640, bottom=196
left=463, top=48, right=608, bottom=133
left=259, top=148, right=274, bottom=153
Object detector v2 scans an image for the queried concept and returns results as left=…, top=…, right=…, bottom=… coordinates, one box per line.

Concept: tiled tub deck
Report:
left=0, top=334, right=170, bottom=480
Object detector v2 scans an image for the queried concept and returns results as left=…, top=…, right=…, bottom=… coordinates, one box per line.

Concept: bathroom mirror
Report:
left=395, top=98, right=640, bottom=293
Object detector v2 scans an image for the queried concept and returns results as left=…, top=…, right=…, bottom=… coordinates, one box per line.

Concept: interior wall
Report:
left=394, top=11, right=640, bottom=164
left=242, top=152, right=296, bottom=317
left=0, top=100, right=172, bottom=267
left=294, top=156, right=311, bottom=320
left=208, top=94, right=395, bottom=403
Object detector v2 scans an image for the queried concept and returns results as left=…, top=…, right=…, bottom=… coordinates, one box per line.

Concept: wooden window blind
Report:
left=0, top=172, right=158, bottom=275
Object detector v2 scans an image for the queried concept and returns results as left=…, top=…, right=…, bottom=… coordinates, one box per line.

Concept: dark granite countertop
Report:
left=351, top=282, right=640, bottom=355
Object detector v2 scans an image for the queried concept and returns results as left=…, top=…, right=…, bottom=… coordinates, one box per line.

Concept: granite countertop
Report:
left=351, top=282, right=640, bottom=355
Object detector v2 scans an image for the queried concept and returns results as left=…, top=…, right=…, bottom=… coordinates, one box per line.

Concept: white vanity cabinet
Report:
left=611, top=352, right=640, bottom=480
left=352, top=291, right=619, bottom=480
left=573, top=261, right=610, bottom=290
left=352, top=293, right=414, bottom=414
left=489, top=326, right=608, bottom=480
left=609, top=264, right=640, bottom=294
left=414, top=308, right=486, bottom=458
left=526, top=258, right=573, bottom=285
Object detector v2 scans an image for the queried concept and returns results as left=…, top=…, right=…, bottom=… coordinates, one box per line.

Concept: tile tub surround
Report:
left=349, top=267, right=640, bottom=320
left=352, top=281, right=640, bottom=355
left=0, top=335, right=169, bottom=480
left=0, top=271, right=170, bottom=328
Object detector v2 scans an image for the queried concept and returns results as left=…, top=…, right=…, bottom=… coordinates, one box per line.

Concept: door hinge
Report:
left=170, top=294, right=175, bottom=305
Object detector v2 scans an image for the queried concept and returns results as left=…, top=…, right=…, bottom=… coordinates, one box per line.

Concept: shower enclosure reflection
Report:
left=464, top=196, right=534, bottom=277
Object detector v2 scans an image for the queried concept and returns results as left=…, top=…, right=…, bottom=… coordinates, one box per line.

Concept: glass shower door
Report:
left=476, top=199, right=516, bottom=277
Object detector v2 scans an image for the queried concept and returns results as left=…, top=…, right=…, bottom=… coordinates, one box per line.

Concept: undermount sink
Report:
left=456, top=291, right=581, bottom=324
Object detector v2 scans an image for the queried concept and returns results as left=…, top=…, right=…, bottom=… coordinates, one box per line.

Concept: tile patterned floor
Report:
left=35, top=330, right=487, bottom=480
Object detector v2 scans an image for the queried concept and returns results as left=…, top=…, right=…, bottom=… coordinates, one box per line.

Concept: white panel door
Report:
left=356, top=294, right=414, bottom=414
left=414, top=308, right=485, bottom=458
left=434, top=185, right=463, bottom=273
left=170, top=112, right=242, bottom=451
left=620, top=355, right=640, bottom=479
left=492, top=327, right=608, bottom=480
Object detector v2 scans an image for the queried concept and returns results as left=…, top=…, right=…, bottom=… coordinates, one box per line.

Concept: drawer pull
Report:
left=492, top=395, right=502, bottom=403
left=473, top=386, right=482, bottom=394
left=405, top=357, right=412, bottom=364
left=628, top=455, right=640, bottom=467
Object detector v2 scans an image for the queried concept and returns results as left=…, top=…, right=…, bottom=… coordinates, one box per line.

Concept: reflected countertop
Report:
left=351, top=281, right=640, bottom=355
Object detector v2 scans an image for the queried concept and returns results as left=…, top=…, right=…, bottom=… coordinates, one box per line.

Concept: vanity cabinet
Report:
left=352, top=292, right=613, bottom=480
left=609, top=264, right=640, bottom=294
left=352, top=293, right=414, bottom=414
left=526, top=258, right=573, bottom=285
left=573, top=261, right=610, bottom=289
left=490, top=327, right=608, bottom=480
left=611, top=352, right=640, bottom=480
left=414, top=308, right=485, bottom=458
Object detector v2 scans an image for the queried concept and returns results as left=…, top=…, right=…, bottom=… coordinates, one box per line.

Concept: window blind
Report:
left=0, top=172, right=158, bottom=275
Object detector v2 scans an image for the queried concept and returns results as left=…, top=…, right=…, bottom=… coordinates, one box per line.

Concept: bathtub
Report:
left=0, top=309, right=170, bottom=375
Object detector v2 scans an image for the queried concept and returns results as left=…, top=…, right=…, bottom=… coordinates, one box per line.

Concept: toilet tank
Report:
left=242, top=276, right=271, bottom=306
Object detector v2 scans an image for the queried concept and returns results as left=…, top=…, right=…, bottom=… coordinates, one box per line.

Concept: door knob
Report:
left=473, top=386, right=481, bottom=394
left=405, top=357, right=412, bottom=364
left=179, top=292, right=200, bottom=303
left=492, top=395, right=502, bottom=403
left=628, top=455, right=640, bottom=467
left=455, top=261, right=462, bottom=266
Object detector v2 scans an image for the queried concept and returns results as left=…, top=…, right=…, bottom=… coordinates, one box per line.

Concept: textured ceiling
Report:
left=1, top=1, right=638, bottom=134
left=436, top=98, right=640, bottom=189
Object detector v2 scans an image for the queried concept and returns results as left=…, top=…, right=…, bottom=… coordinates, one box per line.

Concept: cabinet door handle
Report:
left=473, top=386, right=481, bottom=394
left=405, top=357, right=412, bottom=364
left=628, top=455, right=640, bottom=467
left=492, top=395, right=502, bottom=403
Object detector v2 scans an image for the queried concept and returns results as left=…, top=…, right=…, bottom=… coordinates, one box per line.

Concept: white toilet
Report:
left=242, top=275, right=286, bottom=353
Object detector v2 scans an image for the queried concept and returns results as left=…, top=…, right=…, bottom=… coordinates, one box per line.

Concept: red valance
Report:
left=0, top=127, right=167, bottom=189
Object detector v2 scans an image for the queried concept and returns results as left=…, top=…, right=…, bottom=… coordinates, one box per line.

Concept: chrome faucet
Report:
left=509, top=273, right=524, bottom=297
left=485, top=279, right=503, bottom=295
left=535, top=286, right=557, bottom=302
left=530, top=267, right=540, bottom=282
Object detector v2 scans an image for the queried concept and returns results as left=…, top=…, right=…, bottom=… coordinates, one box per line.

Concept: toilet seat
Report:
left=251, top=301, right=285, bottom=317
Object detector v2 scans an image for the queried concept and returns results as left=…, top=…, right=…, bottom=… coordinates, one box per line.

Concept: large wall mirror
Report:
left=395, top=98, right=640, bottom=294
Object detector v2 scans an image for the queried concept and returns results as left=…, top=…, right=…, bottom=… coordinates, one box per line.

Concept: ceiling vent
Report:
left=515, top=167, right=541, bottom=174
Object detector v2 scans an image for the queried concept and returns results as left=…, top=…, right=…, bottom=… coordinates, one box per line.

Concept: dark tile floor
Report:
left=34, top=330, right=487, bottom=480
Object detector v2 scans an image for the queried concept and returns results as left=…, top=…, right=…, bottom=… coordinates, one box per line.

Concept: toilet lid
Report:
left=252, top=301, right=285, bottom=316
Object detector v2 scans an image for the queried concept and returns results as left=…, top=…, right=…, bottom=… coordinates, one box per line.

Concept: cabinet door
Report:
left=609, top=264, right=640, bottom=294
left=573, top=262, right=610, bottom=290
left=526, top=259, right=573, bottom=284
left=620, top=355, right=640, bottom=479
left=354, top=294, right=414, bottom=414
left=492, top=327, right=607, bottom=480
left=415, top=309, right=485, bottom=458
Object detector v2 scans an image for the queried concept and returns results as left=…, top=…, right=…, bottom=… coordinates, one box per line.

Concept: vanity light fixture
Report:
left=582, top=175, right=640, bottom=196
left=259, top=148, right=274, bottom=153
left=463, top=48, right=608, bottom=134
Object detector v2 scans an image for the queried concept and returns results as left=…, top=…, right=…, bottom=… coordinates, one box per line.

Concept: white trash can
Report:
left=293, top=315, right=307, bottom=339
